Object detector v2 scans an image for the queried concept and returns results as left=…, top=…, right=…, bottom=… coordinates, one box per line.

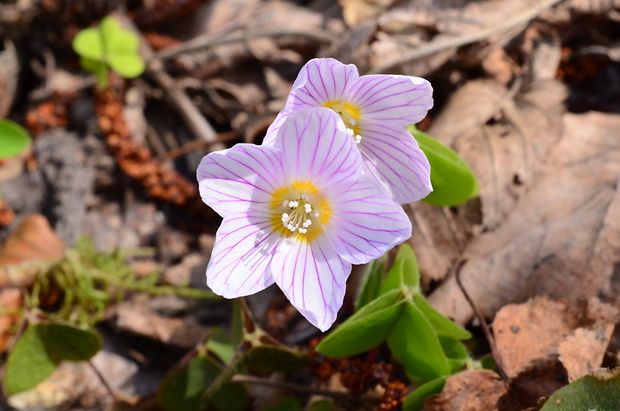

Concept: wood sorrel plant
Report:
left=196, top=57, right=480, bottom=331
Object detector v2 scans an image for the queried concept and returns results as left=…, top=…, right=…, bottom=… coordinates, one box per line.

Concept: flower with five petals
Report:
left=264, top=58, right=434, bottom=204
left=197, top=108, right=412, bottom=331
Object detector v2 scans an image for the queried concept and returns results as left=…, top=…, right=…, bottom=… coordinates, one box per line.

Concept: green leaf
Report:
left=263, top=396, right=302, bottom=411
left=107, top=53, right=145, bottom=78
left=402, top=377, right=448, bottom=411
left=206, top=327, right=235, bottom=365
left=99, top=16, right=122, bottom=52
left=108, top=30, right=140, bottom=53
left=316, top=289, right=405, bottom=357
left=0, top=119, right=32, bottom=160
left=413, top=295, right=472, bottom=340
left=210, top=382, right=249, bottom=411
left=244, top=345, right=309, bottom=373
left=72, top=27, right=104, bottom=60
left=4, top=322, right=102, bottom=395
left=408, top=125, right=480, bottom=207
left=158, top=355, right=225, bottom=411
left=379, top=243, right=421, bottom=296
left=540, top=368, right=620, bottom=411
left=387, top=302, right=450, bottom=384
left=440, top=337, right=468, bottom=374
left=355, top=257, right=385, bottom=311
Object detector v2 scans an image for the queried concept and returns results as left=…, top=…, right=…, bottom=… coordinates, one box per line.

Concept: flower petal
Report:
left=275, top=108, right=362, bottom=192
left=262, top=110, right=290, bottom=146
left=206, top=211, right=280, bottom=298
left=326, top=177, right=412, bottom=265
left=197, top=144, right=284, bottom=216
left=285, top=58, right=359, bottom=112
left=358, top=122, right=432, bottom=204
left=349, top=74, right=433, bottom=125
left=270, top=236, right=350, bottom=331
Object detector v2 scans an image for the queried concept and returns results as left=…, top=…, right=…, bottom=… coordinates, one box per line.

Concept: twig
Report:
left=454, top=260, right=509, bottom=381
left=231, top=374, right=369, bottom=405
left=114, top=13, right=218, bottom=144
left=370, top=0, right=567, bottom=74
left=88, top=360, right=116, bottom=398
left=160, top=131, right=238, bottom=161
left=153, top=28, right=334, bottom=61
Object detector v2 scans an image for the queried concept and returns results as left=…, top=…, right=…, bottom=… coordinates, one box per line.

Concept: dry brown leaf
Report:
left=558, top=299, right=618, bottom=382
left=339, top=0, right=394, bottom=27
left=423, top=369, right=507, bottom=411
left=109, top=299, right=209, bottom=349
left=428, top=111, right=620, bottom=324
left=0, top=214, right=64, bottom=267
left=490, top=297, right=617, bottom=407
left=493, top=297, right=580, bottom=379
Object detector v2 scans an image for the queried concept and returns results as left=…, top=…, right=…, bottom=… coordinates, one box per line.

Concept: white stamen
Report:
left=346, top=128, right=354, bottom=136
left=350, top=118, right=357, bottom=126
left=354, top=135, right=362, bottom=144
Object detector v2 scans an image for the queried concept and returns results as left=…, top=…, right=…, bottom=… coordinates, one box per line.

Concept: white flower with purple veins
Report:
left=197, top=108, right=412, bottom=331
left=264, top=58, right=434, bottom=205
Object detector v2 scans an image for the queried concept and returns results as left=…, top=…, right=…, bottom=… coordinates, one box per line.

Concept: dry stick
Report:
left=230, top=374, right=371, bottom=405
left=370, top=0, right=567, bottom=74
left=88, top=360, right=116, bottom=398
left=454, top=260, right=509, bottom=381
left=153, top=28, right=334, bottom=61
left=114, top=14, right=218, bottom=144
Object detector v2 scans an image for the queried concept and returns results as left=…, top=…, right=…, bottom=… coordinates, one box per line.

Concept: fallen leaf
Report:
left=339, top=0, right=394, bottom=27
left=423, top=369, right=507, bottom=411
left=558, top=299, right=618, bottom=382
left=428, top=111, right=620, bottom=323
left=0, top=214, right=64, bottom=268
left=490, top=297, right=618, bottom=408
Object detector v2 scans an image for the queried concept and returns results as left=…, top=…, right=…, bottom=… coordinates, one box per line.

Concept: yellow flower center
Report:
left=323, top=100, right=362, bottom=144
left=270, top=181, right=331, bottom=242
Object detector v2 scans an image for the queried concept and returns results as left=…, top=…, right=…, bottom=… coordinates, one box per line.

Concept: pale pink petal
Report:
left=326, top=177, right=412, bottom=265
left=197, top=144, right=284, bottom=216
left=206, top=211, right=280, bottom=298
left=358, top=122, right=432, bottom=204
left=348, top=74, right=433, bottom=126
left=270, top=236, right=350, bottom=331
left=275, top=108, right=362, bottom=192
left=261, top=111, right=290, bottom=146
left=285, top=58, right=359, bottom=112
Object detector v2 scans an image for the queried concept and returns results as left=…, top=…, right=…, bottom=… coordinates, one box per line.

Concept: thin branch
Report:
left=370, top=0, right=567, bottom=74
left=454, top=260, right=509, bottom=381
left=114, top=13, right=218, bottom=144
left=153, top=29, right=334, bottom=61
left=88, top=360, right=116, bottom=398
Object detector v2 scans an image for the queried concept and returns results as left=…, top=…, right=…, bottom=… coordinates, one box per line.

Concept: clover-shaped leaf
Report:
left=72, top=16, right=145, bottom=88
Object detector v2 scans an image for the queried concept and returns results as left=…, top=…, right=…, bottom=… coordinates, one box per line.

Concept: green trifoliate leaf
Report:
left=408, top=125, right=480, bottom=207
left=413, top=295, right=472, bottom=340
left=0, top=119, right=32, bottom=160
left=206, top=327, right=235, bottom=365
left=402, top=377, right=448, bottom=411
left=387, top=302, right=450, bottom=384
left=540, top=368, right=620, bottom=411
left=4, top=322, right=102, bottom=395
left=108, top=53, right=145, bottom=78
left=316, top=288, right=405, bottom=357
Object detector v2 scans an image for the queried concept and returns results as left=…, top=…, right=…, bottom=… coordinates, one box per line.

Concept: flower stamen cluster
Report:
left=280, top=194, right=319, bottom=234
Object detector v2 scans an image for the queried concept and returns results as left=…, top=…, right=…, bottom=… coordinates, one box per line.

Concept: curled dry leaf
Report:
left=428, top=111, right=620, bottom=324
left=424, top=369, right=507, bottom=411
left=491, top=296, right=618, bottom=406
left=0, top=214, right=65, bottom=352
